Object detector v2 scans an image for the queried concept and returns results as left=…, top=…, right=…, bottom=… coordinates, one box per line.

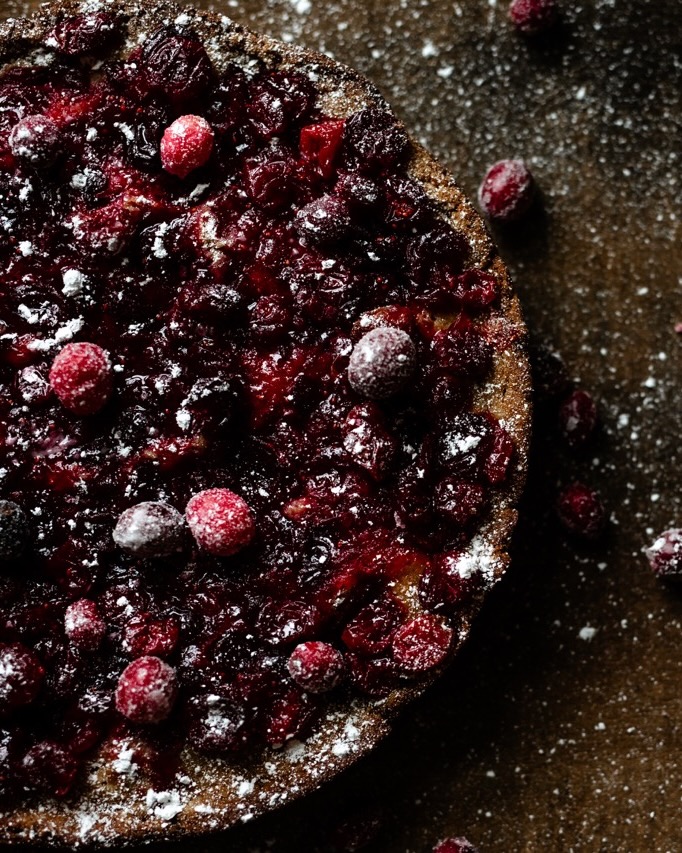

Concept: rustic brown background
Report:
left=3, top=1, right=681, bottom=851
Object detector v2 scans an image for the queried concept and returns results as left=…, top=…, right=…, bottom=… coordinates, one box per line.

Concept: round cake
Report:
left=0, top=0, right=531, bottom=844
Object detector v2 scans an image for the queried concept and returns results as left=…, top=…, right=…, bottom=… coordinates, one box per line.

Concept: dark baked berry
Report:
left=295, top=194, right=353, bottom=245
left=141, top=26, right=215, bottom=105
left=49, top=342, right=113, bottom=415
left=434, top=478, right=487, bottom=528
left=557, top=483, right=605, bottom=539
left=454, top=269, right=500, bottom=311
left=300, top=119, right=346, bottom=179
left=64, top=599, right=106, bottom=652
left=9, top=115, right=62, bottom=168
left=0, top=500, right=28, bottom=560
left=113, top=501, right=185, bottom=558
left=392, top=614, right=453, bottom=672
left=114, top=656, right=178, bottom=724
left=348, top=327, right=417, bottom=399
left=342, top=596, right=406, bottom=656
left=288, top=642, right=346, bottom=693
left=186, top=489, right=255, bottom=557
left=187, top=692, right=247, bottom=754
left=559, top=389, right=598, bottom=448
left=122, top=614, right=179, bottom=658
left=49, top=12, right=118, bottom=56
left=244, top=146, right=299, bottom=210
left=433, top=838, right=479, bottom=853
left=161, top=115, right=215, bottom=178
left=344, top=108, right=410, bottom=173
left=432, top=319, right=493, bottom=380
left=21, top=741, right=79, bottom=798
left=478, top=159, right=535, bottom=222
left=343, top=404, right=396, bottom=480
left=484, top=422, right=515, bottom=485
left=437, top=413, right=494, bottom=476
left=509, top=0, right=558, bottom=35
left=0, top=643, right=44, bottom=713
left=645, top=529, right=682, bottom=580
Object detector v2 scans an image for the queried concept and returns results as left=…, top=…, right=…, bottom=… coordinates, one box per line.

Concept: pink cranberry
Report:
left=348, top=327, right=417, bottom=399
left=433, top=838, right=479, bottom=853
left=509, top=0, right=558, bottom=36
left=300, top=119, right=346, bottom=179
left=0, top=643, right=45, bottom=712
left=64, top=599, right=106, bottom=652
left=21, top=741, right=79, bottom=797
left=288, top=642, right=346, bottom=693
left=0, top=500, right=28, bottom=560
left=161, top=115, right=215, bottom=178
left=9, top=115, right=62, bottom=168
left=49, top=342, right=113, bottom=415
left=113, top=501, right=185, bottom=558
left=478, top=159, right=535, bottom=222
left=559, top=389, right=598, bottom=448
left=645, top=529, right=682, bottom=580
left=114, top=656, right=178, bottom=724
left=392, top=614, right=453, bottom=672
left=557, top=483, right=605, bottom=539
left=186, top=488, right=255, bottom=556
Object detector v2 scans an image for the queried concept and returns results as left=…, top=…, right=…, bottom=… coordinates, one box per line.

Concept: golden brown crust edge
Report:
left=0, top=0, right=532, bottom=845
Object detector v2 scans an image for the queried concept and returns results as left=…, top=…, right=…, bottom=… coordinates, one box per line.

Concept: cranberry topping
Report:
left=300, top=119, right=346, bottom=179
left=344, top=108, right=410, bottom=173
left=645, top=529, right=682, bottom=580
left=9, top=115, right=62, bottom=168
left=478, top=159, right=535, bottom=222
left=50, top=12, right=119, bottom=56
left=348, top=328, right=417, bottom=399
left=64, top=599, right=106, bottom=652
left=434, top=478, right=487, bottom=528
left=558, top=389, right=598, bottom=448
left=113, top=501, right=185, bottom=558
left=392, top=614, right=453, bottom=672
left=139, top=25, right=215, bottom=105
left=557, top=483, right=606, bottom=540
left=21, top=741, right=79, bottom=798
left=342, top=596, right=406, bottom=656
left=509, top=0, right=559, bottom=36
left=0, top=643, right=45, bottom=713
left=114, top=656, right=178, bottom=724
left=433, top=838, right=479, bottom=853
left=287, top=642, right=346, bottom=693
left=186, top=489, right=255, bottom=556
left=48, top=342, right=113, bottom=415
left=161, top=115, right=215, bottom=179
left=0, top=501, right=28, bottom=560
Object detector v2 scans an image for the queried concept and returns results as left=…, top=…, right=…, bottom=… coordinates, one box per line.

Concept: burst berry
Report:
left=557, top=483, right=605, bottom=539
left=645, top=528, right=682, bottom=580
left=300, top=119, right=345, bottom=179
left=559, top=389, right=598, bottom=448
left=64, top=599, right=106, bottom=652
left=392, top=614, right=453, bottom=672
left=0, top=500, right=28, bottom=560
left=186, top=488, right=255, bottom=556
left=49, top=342, right=113, bottom=415
left=348, top=327, right=417, bottom=399
left=0, top=643, right=45, bottom=713
left=161, top=115, right=215, bottom=178
left=9, top=115, right=62, bottom=168
left=478, top=159, right=535, bottom=222
left=113, top=501, right=185, bottom=558
left=509, top=0, right=558, bottom=36
left=433, top=838, right=479, bottom=853
left=114, top=656, right=178, bottom=724
left=288, top=642, right=346, bottom=693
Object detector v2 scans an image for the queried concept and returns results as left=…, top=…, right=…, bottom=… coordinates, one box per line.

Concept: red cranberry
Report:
left=347, top=654, right=400, bottom=697
left=342, top=596, right=406, bottom=656
left=645, top=529, right=682, bottom=580
left=288, top=642, right=346, bottom=693
left=509, top=0, right=558, bottom=35
left=557, top=483, right=606, bottom=540
left=21, top=741, right=79, bottom=797
left=244, top=146, right=299, bottom=210
left=0, top=643, right=44, bottom=712
left=250, top=294, right=292, bottom=341
left=336, top=171, right=382, bottom=213
left=49, top=342, right=113, bottom=415
left=257, top=600, right=320, bottom=647
left=344, top=108, right=410, bottom=173
left=407, top=223, right=470, bottom=282
left=478, top=159, right=535, bottom=222
left=114, top=656, right=178, bottom=724
left=141, top=26, right=215, bottom=105
left=264, top=687, right=318, bottom=746
left=64, top=599, right=106, bottom=652
left=484, top=422, right=515, bottom=484
left=113, top=501, right=185, bottom=558
left=186, top=488, right=255, bottom=557
left=0, top=500, right=28, bottom=560
left=392, top=614, right=453, bottom=672
left=437, top=413, right=494, bottom=476
left=348, top=327, right=417, bottom=399
left=419, top=551, right=479, bottom=613
left=9, top=115, right=62, bottom=168
left=161, top=115, right=214, bottom=179
left=343, top=404, right=396, bottom=480
left=432, top=317, right=493, bottom=380
left=122, top=614, right=179, bottom=658
left=248, top=71, right=314, bottom=139
left=454, top=269, right=500, bottom=311
left=295, top=194, right=353, bottom=246
left=434, top=478, right=487, bottom=528
left=433, top=838, right=479, bottom=853
left=49, top=12, right=118, bottom=56
left=300, top=119, right=346, bottom=179
left=187, top=692, right=247, bottom=754
left=559, top=389, right=598, bottom=448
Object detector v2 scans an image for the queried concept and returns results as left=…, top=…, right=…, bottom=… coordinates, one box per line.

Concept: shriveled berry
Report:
left=257, top=600, right=319, bottom=647
left=161, top=115, right=214, bottom=178
left=64, top=599, right=106, bottom=652
left=454, top=269, right=500, bottom=311
left=392, top=614, right=452, bottom=672
left=557, top=483, right=605, bottom=539
left=419, top=551, right=479, bottom=614
left=432, top=317, right=493, bottom=380
left=50, top=12, right=118, bottom=56
left=437, top=413, right=494, bottom=476
left=122, top=614, right=179, bottom=658
left=244, top=146, right=298, bottom=210
left=434, top=478, right=487, bottom=528
left=49, top=342, right=113, bottom=415
left=9, top=115, right=62, bottom=168
left=343, top=404, right=396, bottom=481
left=509, top=0, right=558, bottom=36
left=288, top=642, right=345, bottom=693
left=559, top=389, right=598, bottom=448
left=113, top=501, right=185, bottom=558
left=478, top=159, right=535, bottom=222
left=114, top=656, right=178, bottom=724
left=348, top=327, right=416, bottom=399
left=141, top=26, right=214, bottom=105
left=433, top=838, right=479, bottom=853
left=345, top=108, right=410, bottom=173
left=645, top=529, right=682, bottom=580
left=295, top=194, right=353, bottom=246
left=342, top=596, right=406, bottom=656
left=0, top=500, right=28, bottom=560
left=0, top=643, right=44, bottom=713
left=186, top=488, right=255, bottom=556
left=21, top=741, right=79, bottom=797
left=484, top=421, right=515, bottom=484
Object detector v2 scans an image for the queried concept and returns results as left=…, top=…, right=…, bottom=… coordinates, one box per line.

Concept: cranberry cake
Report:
left=0, top=0, right=531, bottom=844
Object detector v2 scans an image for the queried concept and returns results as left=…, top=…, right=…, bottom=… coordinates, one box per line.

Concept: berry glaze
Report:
left=0, top=12, right=523, bottom=804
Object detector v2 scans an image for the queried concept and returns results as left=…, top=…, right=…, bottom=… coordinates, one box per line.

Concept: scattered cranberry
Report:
left=161, top=115, right=215, bottom=179
left=392, top=614, right=453, bottom=672
left=0, top=643, right=44, bottom=713
left=348, top=327, right=417, bottom=399
left=64, top=599, right=106, bottom=652
left=300, top=119, right=346, bottom=179
left=557, top=483, right=605, bottom=539
left=559, top=389, right=598, bottom=448
left=114, top=656, right=178, bottom=724
left=9, top=115, right=62, bottom=168
left=186, top=488, right=255, bottom=557
left=478, top=159, right=535, bottom=222
left=344, top=108, right=410, bottom=173
left=433, top=838, right=479, bottom=853
left=645, top=528, right=682, bottom=580
left=21, top=741, right=79, bottom=797
left=674, top=321, right=682, bottom=335
left=49, top=342, right=113, bottom=416
left=113, top=501, right=185, bottom=558
left=0, top=500, right=28, bottom=560
left=288, top=642, right=345, bottom=693
left=50, top=12, right=118, bottom=56
left=509, top=0, right=558, bottom=36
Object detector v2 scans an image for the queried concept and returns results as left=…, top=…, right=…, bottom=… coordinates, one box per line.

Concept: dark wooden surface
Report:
left=3, top=1, right=681, bottom=850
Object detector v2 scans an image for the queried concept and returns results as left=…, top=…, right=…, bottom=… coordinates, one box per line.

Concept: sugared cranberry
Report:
left=336, top=171, right=382, bottom=213
left=559, top=389, right=598, bottom=448
left=288, top=642, right=346, bottom=693
left=478, top=159, right=535, bottom=222
left=645, top=529, right=682, bottom=580
left=161, top=115, right=214, bottom=179
left=343, top=404, right=396, bottom=481
left=141, top=26, right=215, bottom=105
left=295, top=195, right=353, bottom=246
left=434, top=478, right=487, bottom=528
left=49, top=342, right=113, bottom=415
left=9, top=115, right=62, bottom=168
left=557, top=483, right=605, bottom=539
left=348, top=327, right=417, bottom=399
left=300, top=119, right=346, bottom=179
left=433, top=838, right=479, bottom=853
left=113, top=501, right=185, bottom=558
left=0, top=643, right=44, bottom=713
left=64, top=599, right=106, bottom=652
left=509, top=0, right=558, bottom=35
left=50, top=12, right=118, bottom=56
left=21, top=741, right=79, bottom=797
left=186, top=488, right=255, bottom=557
left=114, top=656, right=178, bottom=724
left=419, top=551, right=479, bottom=613
left=344, top=108, right=410, bottom=173
left=392, top=614, right=452, bottom=672
left=0, top=500, right=28, bottom=560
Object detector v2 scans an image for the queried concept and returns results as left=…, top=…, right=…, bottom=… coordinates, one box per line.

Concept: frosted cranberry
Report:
left=0, top=500, right=28, bottom=560
left=161, top=115, right=214, bottom=178
left=434, top=478, right=487, bottom=528
left=342, top=596, right=406, bottom=656
left=141, top=26, right=214, bottom=105
left=115, top=656, right=178, bottom=724
left=437, top=413, right=494, bottom=476
left=123, top=614, right=179, bottom=658
left=559, top=389, right=598, bottom=448
left=454, top=269, right=500, bottom=311
left=645, top=529, right=682, bottom=580
left=0, top=643, right=44, bottom=713
left=478, top=159, right=535, bottom=222
left=50, top=12, right=118, bottom=56
left=348, top=327, right=416, bottom=399
left=432, top=317, right=493, bottom=379
left=509, top=0, right=558, bottom=35
left=433, top=838, right=479, bottom=853
left=244, top=147, right=298, bottom=210
left=484, top=422, right=515, bottom=484
left=186, top=488, right=255, bottom=556
left=64, top=599, right=105, bottom=652
left=288, top=642, right=345, bottom=693
left=392, top=614, right=452, bottom=672
left=21, top=741, right=79, bottom=797
left=295, top=194, right=353, bottom=246
left=557, top=483, right=605, bottom=539
left=345, top=108, right=410, bottom=173
left=187, top=692, right=247, bottom=754
left=113, top=501, right=185, bottom=558
left=49, top=342, right=113, bottom=415
left=9, top=115, right=61, bottom=168
left=300, top=119, right=346, bottom=179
